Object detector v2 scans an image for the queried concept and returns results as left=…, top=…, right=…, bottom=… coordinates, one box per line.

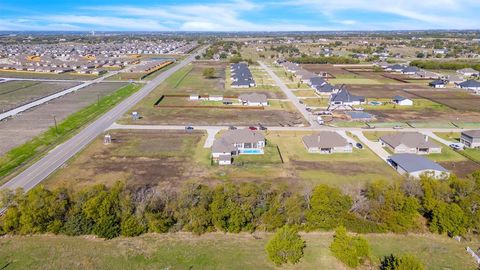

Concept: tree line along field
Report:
left=0, top=232, right=476, bottom=270
left=0, top=80, right=80, bottom=111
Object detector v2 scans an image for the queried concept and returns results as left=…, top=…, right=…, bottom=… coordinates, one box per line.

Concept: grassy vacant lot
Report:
left=0, top=232, right=476, bottom=270
left=0, top=80, right=79, bottom=111
left=0, top=70, right=99, bottom=80
left=0, top=83, right=141, bottom=182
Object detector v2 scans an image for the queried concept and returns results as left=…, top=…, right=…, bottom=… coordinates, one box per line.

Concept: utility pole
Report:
left=53, top=114, right=58, bottom=134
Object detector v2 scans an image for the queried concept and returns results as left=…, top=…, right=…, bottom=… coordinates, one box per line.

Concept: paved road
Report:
left=258, top=62, right=318, bottom=127
left=350, top=130, right=390, bottom=161
left=108, top=123, right=468, bottom=133
left=1, top=48, right=204, bottom=192
left=0, top=71, right=120, bottom=121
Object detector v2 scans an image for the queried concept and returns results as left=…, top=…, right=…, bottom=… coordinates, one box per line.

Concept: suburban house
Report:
left=389, top=154, right=449, bottom=179
left=231, top=63, right=256, bottom=88
left=429, top=79, right=447, bottom=88
left=456, top=79, right=480, bottom=94
left=401, top=66, right=419, bottom=75
left=460, top=130, right=480, bottom=148
left=314, top=83, right=336, bottom=94
left=238, top=93, right=268, bottom=106
left=443, top=74, right=464, bottom=84
left=380, top=132, right=442, bottom=154
left=415, top=70, right=440, bottom=79
left=385, top=64, right=406, bottom=72
left=329, top=88, right=365, bottom=106
left=302, top=131, right=352, bottom=154
left=212, top=129, right=266, bottom=165
left=308, top=76, right=327, bottom=87
left=392, top=95, right=413, bottom=106
left=457, top=68, right=479, bottom=77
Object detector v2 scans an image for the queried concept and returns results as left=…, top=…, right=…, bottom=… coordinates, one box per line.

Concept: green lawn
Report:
left=358, top=98, right=447, bottom=111
left=293, top=90, right=317, bottom=97
left=267, top=131, right=397, bottom=187
left=0, top=232, right=475, bottom=270
left=0, top=83, right=142, bottom=182
left=234, top=144, right=283, bottom=165
left=302, top=98, right=329, bottom=107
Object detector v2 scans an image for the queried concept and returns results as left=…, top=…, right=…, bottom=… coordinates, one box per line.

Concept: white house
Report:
left=389, top=154, right=450, bottom=179
left=392, top=95, right=413, bottom=106
left=238, top=93, right=268, bottom=106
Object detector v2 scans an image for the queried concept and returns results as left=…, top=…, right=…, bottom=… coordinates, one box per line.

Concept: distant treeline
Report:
left=410, top=60, right=480, bottom=71
left=287, top=56, right=360, bottom=64
left=1, top=171, right=480, bottom=239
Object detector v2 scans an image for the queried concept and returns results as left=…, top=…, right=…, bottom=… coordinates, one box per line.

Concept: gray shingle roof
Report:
left=331, top=88, right=365, bottom=103
left=457, top=79, right=480, bottom=88
left=381, top=132, right=440, bottom=149
left=462, top=130, right=480, bottom=138
left=212, top=129, right=265, bottom=153
left=390, top=154, right=448, bottom=173
left=303, top=131, right=349, bottom=149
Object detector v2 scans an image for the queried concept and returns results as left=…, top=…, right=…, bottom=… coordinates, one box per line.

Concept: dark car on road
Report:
left=356, top=143, right=363, bottom=149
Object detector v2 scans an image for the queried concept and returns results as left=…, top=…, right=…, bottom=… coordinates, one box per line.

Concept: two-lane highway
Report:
left=1, top=48, right=204, bottom=192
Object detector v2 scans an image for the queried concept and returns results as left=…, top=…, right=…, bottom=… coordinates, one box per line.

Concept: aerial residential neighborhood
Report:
left=1, top=1, right=480, bottom=269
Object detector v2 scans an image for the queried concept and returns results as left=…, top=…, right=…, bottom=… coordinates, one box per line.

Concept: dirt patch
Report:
left=367, top=109, right=480, bottom=122
left=47, top=130, right=205, bottom=191
left=439, top=160, right=480, bottom=177
left=302, top=64, right=356, bottom=76
left=405, top=89, right=480, bottom=112
left=347, top=84, right=428, bottom=98
left=291, top=160, right=378, bottom=175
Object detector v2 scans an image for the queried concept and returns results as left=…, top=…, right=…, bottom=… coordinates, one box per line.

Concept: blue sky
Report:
left=1, top=0, right=479, bottom=31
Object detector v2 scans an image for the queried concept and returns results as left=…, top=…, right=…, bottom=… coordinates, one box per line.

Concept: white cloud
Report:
left=0, top=0, right=479, bottom=31
left=274, top=0, right=480, bottom=29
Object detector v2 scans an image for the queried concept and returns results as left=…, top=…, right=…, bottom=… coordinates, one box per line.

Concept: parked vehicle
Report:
left=259, top=125, right=267, bottom=130
left=185, top=126, right=194, bottom=131
left=393, top=125, right=403, bottom=129
left=228, top=125, right=237, bottom=130
left=356, top=143, right=363, bottom=149
left=249, top=126, right=258, bottom=131
left=450, top=143, right=464, bottom=150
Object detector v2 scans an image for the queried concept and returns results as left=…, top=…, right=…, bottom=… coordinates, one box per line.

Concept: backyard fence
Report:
left=466, top=247, right=480, bottom=264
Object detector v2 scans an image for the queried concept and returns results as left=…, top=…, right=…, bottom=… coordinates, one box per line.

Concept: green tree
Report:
left=202, top=67, right=215, bottom=79
left=306, top=185, right=352, bottom=230
left=121, top=214, right=145, bottom=237
left=330, top=226, right=370, bottom=268
left=82, top=184, right=122, bottom=239
left=265, top=225, right=306, bottom=266
left=429, top=201, right=468, bottom=236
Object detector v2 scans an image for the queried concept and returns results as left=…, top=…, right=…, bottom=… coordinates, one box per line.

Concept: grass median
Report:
left=0, top=83, right=142, bottom=183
